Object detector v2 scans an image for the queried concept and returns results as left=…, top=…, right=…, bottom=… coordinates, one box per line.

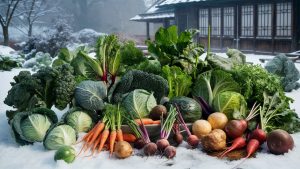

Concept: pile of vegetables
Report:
left=3, top=26, right=299, bottom=165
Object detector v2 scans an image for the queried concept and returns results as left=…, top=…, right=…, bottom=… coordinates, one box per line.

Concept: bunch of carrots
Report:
left=77, top=104, right=136, bottom=157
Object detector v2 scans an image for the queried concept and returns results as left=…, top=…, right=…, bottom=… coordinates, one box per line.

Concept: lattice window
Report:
left=199, top=8, right=208, bottom=36
left=258, top=4, right=272, bottom=37
left=276, top=2, right=291, bottom=37
left=241, top=5, right=254, bottom=36
left=223, top=7, right=234, bottom=36
left=211, top=8, right=221, bottom=36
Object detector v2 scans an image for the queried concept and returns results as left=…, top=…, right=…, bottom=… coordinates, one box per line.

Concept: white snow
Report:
left=1, top=54, right=300, bottom=169
left=0, top=45, right=16, bottom=56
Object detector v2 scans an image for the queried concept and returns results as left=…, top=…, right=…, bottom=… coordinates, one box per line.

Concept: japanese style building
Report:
left=131, top=0, right=300, bottom=54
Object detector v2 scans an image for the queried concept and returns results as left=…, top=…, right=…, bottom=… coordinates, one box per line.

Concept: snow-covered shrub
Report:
left=71, top=29, right=105, bottom=45
left=0, top=56, right=22, bottom=71
left=23, top=22, right=72, bottom=57
left=23, top=52, right=52, bottom=71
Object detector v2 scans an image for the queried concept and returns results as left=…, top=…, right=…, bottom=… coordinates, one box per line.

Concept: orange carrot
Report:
left=116, top=129, right=123, bottom=141
left=152, top=120, right=161, bottom=125
left=109, top=130, right=117, bottom=156
left=122, top=133, right=137, bottom=142
left=220, top=137, right=247, bottom=158
left=134, top=118, right=154, bottom=125
left=98, top=129, right=110, bottom=153
left=76, top=122, right=99, bottom=144
left=89, top=122, right=105, bottom=144
left=87, top=134, right=102, bottom=157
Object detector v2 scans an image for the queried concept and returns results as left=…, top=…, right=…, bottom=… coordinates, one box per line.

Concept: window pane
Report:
left=241, top=5, right=254, bottom=36
left=276, top=2, right=291, bottom=36
left=223, top=7, right=234, bottom=36
left=258, top=4, right=272, bottom=37
left=211, top=8, right=221, bottom=36
left=199, top=9, right=208, bottom=35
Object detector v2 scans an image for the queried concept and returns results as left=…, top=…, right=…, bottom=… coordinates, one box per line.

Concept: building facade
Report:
left=133, top=0, right=300, bottom=54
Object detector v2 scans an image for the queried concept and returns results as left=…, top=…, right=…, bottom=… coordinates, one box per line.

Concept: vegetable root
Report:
left=219, top=137, right=246, bottom=158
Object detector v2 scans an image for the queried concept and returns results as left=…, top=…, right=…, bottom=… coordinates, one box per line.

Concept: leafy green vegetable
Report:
left=170, top=96, right=202, bottom=122
left=62, top=108, right=94, bottom=132
left=112, top=70, right=169, bottom=103
left=122, top=89, right=157, bottom=118
left=4, top=64, right=76, bottom=118
left=259, top=92, right=300, bottom=133
left=81, top=35, right=121, bottom=84
left=231, top=64, right=288, bottom=105
left=192, top=70, right=240, bottom=106
left=146, top=26, right=204, bottom=74
left=10, top=107, right=58, bottom=145
left=162, top=65, right=192, bottom=99
left=0, top=56, right=21, bottom=71
left=212, top=91, right=247, bottom=120
left=44, top=123, right=77, bottom=150
left=54, top=146, right=76, bottom=164
left=120, top=41, right=145, bottom=66
left=74, top=80, right=107, bottom=111
left=54, top=64, right=76, bottom=110
left=206, top=48, right=246, bottom=71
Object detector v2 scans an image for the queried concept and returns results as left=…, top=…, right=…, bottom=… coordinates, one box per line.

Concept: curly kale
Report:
left=112, top=70, right=169, bottom=103
left=4, top=64, right=76, bottom=119
left=54, top=64, right=76, bottom=110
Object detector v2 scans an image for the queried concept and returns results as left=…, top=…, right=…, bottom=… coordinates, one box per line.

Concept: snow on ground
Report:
left=1, top=54, right=300, bottom=169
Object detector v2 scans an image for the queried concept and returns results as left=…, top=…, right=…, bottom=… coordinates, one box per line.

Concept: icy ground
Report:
left=1, top=54, right=300, bottom=169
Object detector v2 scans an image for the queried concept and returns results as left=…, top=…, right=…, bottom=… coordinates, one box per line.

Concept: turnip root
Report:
left=202, top=129, right=227, bottom=152
left=207, top=112, right=228, bottom=130
left=114, top=141, right=133, bottom=159
left=192, top=120, right=212, bottom=139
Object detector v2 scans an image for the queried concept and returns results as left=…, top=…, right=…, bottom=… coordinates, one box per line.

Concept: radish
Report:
left=175, top=104, right=199, bottom=148
left=232, top=139, right=260, bottom=168
left=250, top=129, right=266, bottom=144
left=220, top=137, right=247, bottom=158
left=156, top=106, right=178, bottom=152
left=225, top=103, right=260, bottom=139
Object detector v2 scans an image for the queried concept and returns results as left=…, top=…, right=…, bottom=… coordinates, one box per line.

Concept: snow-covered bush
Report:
left=71, top=28, right=105, bottom=45
left=23, top=22, right=72, bottom=57
left=23, top=52, right=52, bottom=71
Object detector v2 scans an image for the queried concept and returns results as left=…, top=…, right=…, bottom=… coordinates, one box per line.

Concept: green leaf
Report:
left=109, top=49, right=121, bottom=76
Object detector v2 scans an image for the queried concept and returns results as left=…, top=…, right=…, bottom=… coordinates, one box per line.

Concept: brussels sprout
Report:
left=54, top=146, right=76, bottom=164
left=44, top=124, right=77, bottom=150
left=66, top=111, right=93, bottom=132
left=21, top=114, right=52, bottom=142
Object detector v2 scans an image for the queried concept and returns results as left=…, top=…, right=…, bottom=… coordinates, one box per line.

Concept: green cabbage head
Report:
left=44, top=124, right=76, bottom=150
left=212, top=91, right=247, bottom=120
left=66, top=111, right=93, bottom=132
left=122, top=89, right=157, bottom=118
left=21, top=114, right=52, bottom=142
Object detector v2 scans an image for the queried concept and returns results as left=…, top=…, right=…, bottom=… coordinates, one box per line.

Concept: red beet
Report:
left=224, top=120, right=247, bottom=139
left=173, top=133, right=183, bottom=146
left=187, top=135, right=199, bottom=148
left=134, top=138, right=146, bottom=149
left=250, top=129, right=267, bottom=144
left=143, top=142, right=157, bottom=156
left=164, top=146, right=176, bottom=159
left=156, top=139, right=170, bottom=151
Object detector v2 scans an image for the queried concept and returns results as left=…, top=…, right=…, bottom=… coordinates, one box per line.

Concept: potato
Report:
left=192, top=120, right=212, bottom=138
left=201, top=129, right=227, bottom=152
left=114, top=141, right=133, bottom=159
left=207, top=112, right=228, bottom=129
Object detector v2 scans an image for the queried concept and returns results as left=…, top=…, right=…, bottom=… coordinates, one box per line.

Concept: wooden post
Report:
left=146, top=22, right=150, bottom=40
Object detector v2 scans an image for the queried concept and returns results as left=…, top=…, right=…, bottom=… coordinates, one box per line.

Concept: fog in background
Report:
left=0, top=0, right=151, bottom=42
